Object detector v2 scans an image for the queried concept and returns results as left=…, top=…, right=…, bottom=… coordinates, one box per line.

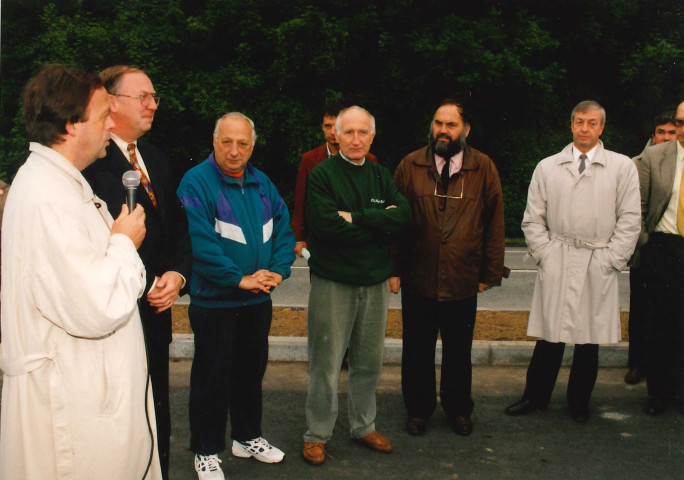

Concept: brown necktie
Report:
left=127, top=143, right=157, bottom=207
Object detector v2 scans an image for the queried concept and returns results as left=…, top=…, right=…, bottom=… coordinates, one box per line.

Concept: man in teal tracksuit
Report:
left=177, top=112, right=295, bottom=480
left=301, top=106, right=412, bottom=466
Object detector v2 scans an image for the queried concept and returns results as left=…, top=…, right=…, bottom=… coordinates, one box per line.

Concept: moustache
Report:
left=435, top=133, right=452, bottom=141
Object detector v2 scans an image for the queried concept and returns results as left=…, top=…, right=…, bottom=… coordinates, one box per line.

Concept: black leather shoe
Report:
left=644, top=397, right=667, bottom=416
left=504, top=399, right=541, bottom=416
left=406, top=418, right=426, bottom=436
left=624, top=368, right=643, bottom=385
left=569, top=406, right=590, bottom=423
left=451, top=415, right=473, bottom=436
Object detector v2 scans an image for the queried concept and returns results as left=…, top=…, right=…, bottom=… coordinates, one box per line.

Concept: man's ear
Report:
left=107, top=94, right=119, bottom=112
left=65, top=121, right=78, bottom=137
left=464, top=124, right=471, bottom=138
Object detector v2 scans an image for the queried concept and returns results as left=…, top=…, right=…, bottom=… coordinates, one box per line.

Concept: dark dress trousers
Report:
left=637, top=140, right=684, bottom=406
left=83, top=140, right=192, bottom=479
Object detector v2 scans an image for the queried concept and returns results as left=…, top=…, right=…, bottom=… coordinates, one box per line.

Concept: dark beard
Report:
left=431, top=133, right=465, bottom=157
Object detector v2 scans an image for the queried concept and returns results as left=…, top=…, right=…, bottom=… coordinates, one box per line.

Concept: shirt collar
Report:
left=572, top=143, right=598, bottom=164
left=434, top=150, right=464, bottom=175
left=339, top=151, right=365, bottom=166
left=110, top=133, right=134, bottom=158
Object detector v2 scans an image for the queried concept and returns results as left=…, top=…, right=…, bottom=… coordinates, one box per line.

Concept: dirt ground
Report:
left=172, top=305, right=630, bottom=341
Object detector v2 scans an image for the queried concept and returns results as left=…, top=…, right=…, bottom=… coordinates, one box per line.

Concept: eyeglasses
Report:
left=674, top=118, right=684, bottom=128
left=113, top=92, right=161, bottom=107
left=433, top=174, right=464, bottom=199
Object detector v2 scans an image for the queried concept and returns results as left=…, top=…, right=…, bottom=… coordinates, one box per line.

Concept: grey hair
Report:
left=571, top=100, right=606, bottom=125
left=213, top=112, right=257, bottom=146
left=335, top=106, right=376, bottom=135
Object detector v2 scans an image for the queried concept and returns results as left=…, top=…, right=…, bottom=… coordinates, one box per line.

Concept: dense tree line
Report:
left=1, top=0, right=682, bottom=236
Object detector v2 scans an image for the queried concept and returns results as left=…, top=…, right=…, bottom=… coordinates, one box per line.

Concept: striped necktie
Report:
left=127, top=143, right=157, bottom=207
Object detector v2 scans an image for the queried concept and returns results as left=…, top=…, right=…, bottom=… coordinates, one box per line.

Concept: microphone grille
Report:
left=122, top=170, right=141, bottom=188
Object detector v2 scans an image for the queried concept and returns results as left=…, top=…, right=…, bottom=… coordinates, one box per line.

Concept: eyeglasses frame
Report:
left=112, top=92, right=161, bottom=107
left=433, top=173, right=465, bottom=200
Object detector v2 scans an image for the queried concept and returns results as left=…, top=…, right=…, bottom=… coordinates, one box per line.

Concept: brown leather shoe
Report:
left=302, top=442, right=325, bottom=465
left=452, top=415, right=473, bottom=436
left=356, top=431, right=393, bottom=453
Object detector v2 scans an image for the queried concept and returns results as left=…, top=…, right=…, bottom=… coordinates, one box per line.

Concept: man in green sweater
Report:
left=302, top=106, right=412, bottom=466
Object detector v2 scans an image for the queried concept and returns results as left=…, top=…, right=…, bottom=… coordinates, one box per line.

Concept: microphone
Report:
left=122, top=170, right=141, bottom=213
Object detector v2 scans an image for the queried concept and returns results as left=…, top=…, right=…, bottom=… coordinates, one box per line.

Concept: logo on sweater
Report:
left=370, top=198, right=385, bottom=204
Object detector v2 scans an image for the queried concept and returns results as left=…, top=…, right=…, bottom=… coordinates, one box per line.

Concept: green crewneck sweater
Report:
left=305, top=154, right=412, bottom=285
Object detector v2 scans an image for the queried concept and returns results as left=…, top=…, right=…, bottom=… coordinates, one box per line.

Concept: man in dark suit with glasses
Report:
left=393, top=98, right=505, bottom=437
left=83, top=65, right=192, bottom=480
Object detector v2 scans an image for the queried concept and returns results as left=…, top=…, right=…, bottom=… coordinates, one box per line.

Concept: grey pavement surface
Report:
left=178, top=248, right=632, bottom=311
left=164, top=360, right=683, bottom=480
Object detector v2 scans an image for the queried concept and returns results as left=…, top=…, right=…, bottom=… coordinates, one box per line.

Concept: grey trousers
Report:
left=304, top=273, right=389, bottom=443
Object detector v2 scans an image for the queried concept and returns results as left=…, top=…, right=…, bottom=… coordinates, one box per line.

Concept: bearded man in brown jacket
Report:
left=392, top=98, right=505, bottom=437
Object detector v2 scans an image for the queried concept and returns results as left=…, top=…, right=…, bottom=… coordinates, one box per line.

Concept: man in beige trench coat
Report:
left=504, top=100, right=641, bottom=422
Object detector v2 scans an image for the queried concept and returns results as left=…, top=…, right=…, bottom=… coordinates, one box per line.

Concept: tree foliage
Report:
left=1, top=0, right=682, bottom=235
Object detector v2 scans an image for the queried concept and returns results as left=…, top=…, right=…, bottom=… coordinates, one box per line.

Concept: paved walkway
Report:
left=167, top=360, right=683, bottom=480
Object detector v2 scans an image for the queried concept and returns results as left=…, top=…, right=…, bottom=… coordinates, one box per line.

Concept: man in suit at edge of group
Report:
left=624, top=111, right=676, bottom=386
left=636, top=100, right=684, bottom=416
left=82, top=65, right=192, bottom=480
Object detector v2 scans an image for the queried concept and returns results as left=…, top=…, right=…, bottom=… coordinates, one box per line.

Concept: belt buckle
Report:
left=573, top=238, right=582, bottom=248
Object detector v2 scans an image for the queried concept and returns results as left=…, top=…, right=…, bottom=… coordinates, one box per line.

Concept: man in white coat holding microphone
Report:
left=0, top=64, right=161, bottom=479
left=505, top=100, right=641, bottom=422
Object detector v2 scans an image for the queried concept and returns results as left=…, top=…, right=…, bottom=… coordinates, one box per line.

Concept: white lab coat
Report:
left=0, top=143, right=161, bottom=479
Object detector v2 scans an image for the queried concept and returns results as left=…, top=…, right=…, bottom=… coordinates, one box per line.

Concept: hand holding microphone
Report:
left=111, top=170, right=146, bottom=248
left=122, top=170, right=140, bottom=213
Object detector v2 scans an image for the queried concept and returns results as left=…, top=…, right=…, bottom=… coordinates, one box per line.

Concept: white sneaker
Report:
left=231, top=437, right=285, bottom=463
left=194, top=454, right=225, bottom=480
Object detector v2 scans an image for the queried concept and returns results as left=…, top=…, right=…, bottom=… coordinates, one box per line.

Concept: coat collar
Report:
left=29, top=142, right=95, bottom=203
left=653, top=139, right=679, bottom=179
left=208, top=152, right=260, bottom=186
left=556, top=140, right=607, bottom=167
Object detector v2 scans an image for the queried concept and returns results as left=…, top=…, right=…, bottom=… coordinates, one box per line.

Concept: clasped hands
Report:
left=147, top=271, right=185, bottom=313
left=239, top=269, right=283, bottom=294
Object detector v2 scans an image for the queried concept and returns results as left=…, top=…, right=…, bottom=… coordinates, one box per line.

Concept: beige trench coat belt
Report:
left=549, top=232, right=608, bottom=250
left=0, top=345, right=76, bottom=479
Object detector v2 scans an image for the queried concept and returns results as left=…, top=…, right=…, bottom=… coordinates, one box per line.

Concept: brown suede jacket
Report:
left=394, top=144, right=505, bottom=301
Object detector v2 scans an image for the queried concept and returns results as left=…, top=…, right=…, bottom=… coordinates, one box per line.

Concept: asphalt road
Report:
left=166, top=360, right=683, bottom=480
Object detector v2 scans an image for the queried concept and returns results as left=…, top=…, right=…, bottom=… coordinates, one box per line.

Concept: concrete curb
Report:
left=170, top=334, right=629, bottom=367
